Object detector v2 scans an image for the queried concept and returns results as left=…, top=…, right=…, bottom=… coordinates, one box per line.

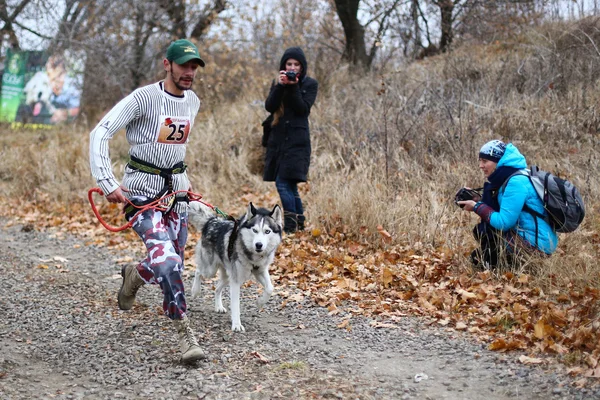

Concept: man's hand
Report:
left=105, top=186, right=129, bottom=204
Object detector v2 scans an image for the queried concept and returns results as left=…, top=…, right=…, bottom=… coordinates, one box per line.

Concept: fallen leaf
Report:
left=455, top=322, right=468, bottom=330
left=370, top=321, right=397, bottom=329
left=376, top=225, right=392, bottom=243
left=250, top=351, right=270, bottom=363
left=337, top=319, right=350, bottom=329
left=456, top=288, right=476, bottom=299
left=573, top=378, right=587, bottom=388
left=567, top=367, right=585, bottom=376
left=381, top=268, right=393, bottom=287
left=534, top=319, right=555, bottom=340
left=519, top=355, right=544, bottom=365
left=584, top=367, right=600, bottom=378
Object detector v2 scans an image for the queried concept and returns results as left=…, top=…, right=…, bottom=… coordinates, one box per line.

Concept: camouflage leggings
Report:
left=131, top=208, right=188, bottom=320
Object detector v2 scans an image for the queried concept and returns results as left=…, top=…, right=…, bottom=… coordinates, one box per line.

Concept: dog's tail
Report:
left=188, top=201, right=215, bottom=230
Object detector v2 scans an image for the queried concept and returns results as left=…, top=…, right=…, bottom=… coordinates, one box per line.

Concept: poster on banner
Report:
left=0, top=49, right=27, bottom=123
left=0, top=50, right=82, bottom=126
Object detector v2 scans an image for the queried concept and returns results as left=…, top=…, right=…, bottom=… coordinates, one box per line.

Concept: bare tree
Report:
left=432, top=0, right=455, bottom=52
left=334, top=0, right=400, bottom=71
left=334, top=0, right=368, bottom=68
left=190, top=0, right=227, bottom=39
left=399, top=1, right=547, bottom=59
left=40, top=0, right=229, bottom=122
left=0, top=0, right=34, bottom=50
left=50, top=0, right=93, bottom=52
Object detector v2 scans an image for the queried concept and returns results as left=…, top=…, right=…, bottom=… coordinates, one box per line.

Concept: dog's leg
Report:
left=229, top=280, right=245, bottom=332
left=192, top=245, right=210, bottom=298
left=253, top=268, right=273, bottom=308
left=191, top=268, right=202, bottom=298
left=214, top=268, right=228, bottom=313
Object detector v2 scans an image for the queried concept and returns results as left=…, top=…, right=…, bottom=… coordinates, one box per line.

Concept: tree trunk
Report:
left=0, top=24, right=20, bottom=50
left=411, top=0, right=422, bottom=58
left=334, top=0, right=370, bottom=71
left=131, top=5, right=146, bottom=89
left=438, top=0, right=454, bottom=53
left=0, top=0, right=31, bottom=50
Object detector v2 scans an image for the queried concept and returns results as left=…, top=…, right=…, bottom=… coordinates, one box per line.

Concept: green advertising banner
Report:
left=0, top=49, right=27, bottom=122
left=0, top=50, right=82, bottom=127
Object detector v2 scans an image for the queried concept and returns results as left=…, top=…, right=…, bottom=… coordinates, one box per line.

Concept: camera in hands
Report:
left=285, top=71, right=297, bottom=81
left=454, top=188, right=481, bottom=208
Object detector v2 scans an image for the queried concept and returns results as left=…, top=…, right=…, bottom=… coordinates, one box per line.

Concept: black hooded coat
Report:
left=263, top=47, right=319, bottom=182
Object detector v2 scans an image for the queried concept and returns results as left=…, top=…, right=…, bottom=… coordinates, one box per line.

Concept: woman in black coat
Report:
left=263, top=47, right=318, bottom=233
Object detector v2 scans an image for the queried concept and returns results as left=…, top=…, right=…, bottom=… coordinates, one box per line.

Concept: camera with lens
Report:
left=454, top=188, right=481, bottom=208
left=285, top=71, right=297, bottom=81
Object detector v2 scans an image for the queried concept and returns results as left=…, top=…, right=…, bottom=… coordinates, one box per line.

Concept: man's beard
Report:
left=171, top=71, right=193, bottom=91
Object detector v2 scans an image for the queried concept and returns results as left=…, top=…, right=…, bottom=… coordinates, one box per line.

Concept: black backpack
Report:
left=503, top=166, right=585, bottom=233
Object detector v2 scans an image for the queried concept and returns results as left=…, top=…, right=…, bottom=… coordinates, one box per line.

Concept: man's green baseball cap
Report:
left=166, top=39, right=205, bottom=67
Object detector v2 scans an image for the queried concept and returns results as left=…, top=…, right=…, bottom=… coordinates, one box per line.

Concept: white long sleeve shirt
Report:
left=89, top=81, right=200, bottom=212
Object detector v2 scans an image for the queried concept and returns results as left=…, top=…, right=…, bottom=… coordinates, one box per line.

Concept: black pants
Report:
left=471, top=223, right=514, bottom=269
left=471, top=222, right=546, bottom=270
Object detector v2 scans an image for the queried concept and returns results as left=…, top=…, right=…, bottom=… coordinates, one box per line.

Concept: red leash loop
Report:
left=88, top=188, right=134, bottom=232
left=88, top=188, right=208, bottom=232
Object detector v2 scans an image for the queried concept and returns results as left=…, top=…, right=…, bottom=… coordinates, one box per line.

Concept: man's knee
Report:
left=152, top=256, right=183, bottom=280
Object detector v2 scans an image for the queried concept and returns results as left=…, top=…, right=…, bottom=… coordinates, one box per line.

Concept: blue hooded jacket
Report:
left=492, top=144, right=558, bottom=254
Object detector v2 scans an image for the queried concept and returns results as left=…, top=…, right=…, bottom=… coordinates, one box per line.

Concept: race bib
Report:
left=156, top=115, right=191, bottom=144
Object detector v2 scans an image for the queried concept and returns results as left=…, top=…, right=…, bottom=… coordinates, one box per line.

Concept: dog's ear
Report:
left=246, top=202, right=257, bottom=219
left=271, top=204, right=283, bottom=226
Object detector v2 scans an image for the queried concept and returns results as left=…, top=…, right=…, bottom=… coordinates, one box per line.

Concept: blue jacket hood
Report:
left=496, top=143, right=527, bottom=169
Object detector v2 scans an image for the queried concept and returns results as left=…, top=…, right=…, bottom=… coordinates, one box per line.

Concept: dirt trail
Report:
left=0, top=220, right=593, bottom=399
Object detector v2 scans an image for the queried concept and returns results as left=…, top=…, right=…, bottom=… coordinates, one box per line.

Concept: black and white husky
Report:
left=188, top=202, right=283, bottom=332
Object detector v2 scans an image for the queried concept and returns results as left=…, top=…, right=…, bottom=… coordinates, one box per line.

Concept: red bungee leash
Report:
left=88, top=188, right=219, bottom=232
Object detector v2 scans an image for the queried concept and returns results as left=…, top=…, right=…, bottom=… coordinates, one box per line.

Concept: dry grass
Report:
left=1, top=18, right=599, bottom=291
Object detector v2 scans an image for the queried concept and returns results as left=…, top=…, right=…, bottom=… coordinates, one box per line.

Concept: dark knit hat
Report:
left=479, top=140, right=506, bottom=162
left=279, top=47, right=307, bottom=80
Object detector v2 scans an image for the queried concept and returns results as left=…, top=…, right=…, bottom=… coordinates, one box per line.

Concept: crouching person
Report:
left=457, top=140, right=558, bottom=269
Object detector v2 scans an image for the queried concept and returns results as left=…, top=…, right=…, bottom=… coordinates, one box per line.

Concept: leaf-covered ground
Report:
left=2, top=190, right=599, bottom=389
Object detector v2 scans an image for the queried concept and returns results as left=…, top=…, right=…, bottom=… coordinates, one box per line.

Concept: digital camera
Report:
left=285, top=71, right=297, bottom=81
left=454, top=188, right=481, bottom=208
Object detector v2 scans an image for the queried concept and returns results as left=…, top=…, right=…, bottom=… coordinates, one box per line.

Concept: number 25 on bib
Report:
left=157, top=116, right=190, bottom=144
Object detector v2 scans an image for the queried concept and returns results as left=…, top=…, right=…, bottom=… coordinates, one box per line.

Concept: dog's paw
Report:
left=257, top=295, right=270, bottom=308
left=232, top=322, right=245, bottom=332
left=215, top=305, right=227, bottom=313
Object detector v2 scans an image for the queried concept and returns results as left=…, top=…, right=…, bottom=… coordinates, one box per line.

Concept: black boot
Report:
left=297, top=214, right=305, bottom=231
left=283, top=211, right=297, bottom=234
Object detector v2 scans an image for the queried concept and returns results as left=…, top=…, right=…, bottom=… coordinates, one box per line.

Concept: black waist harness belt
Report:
left=124, top=156, right=189, bottom=220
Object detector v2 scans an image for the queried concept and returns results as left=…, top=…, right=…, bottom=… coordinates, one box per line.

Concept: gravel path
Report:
left=0, top=220, right=596, bottom=400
